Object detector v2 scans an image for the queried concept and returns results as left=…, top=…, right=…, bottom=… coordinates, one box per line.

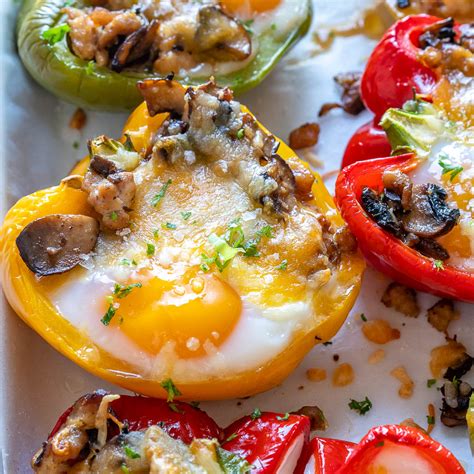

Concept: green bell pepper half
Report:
left=17, top=0, right=312, bottom=111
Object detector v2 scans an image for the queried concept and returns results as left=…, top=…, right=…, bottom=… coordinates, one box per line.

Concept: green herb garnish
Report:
left=433, top=260, right=444, bottom=271
left=348, top=397, right=372, bottom=415
left=146, top=243, right=155, bottom=256
left=250, top=408, right=262, bottom=420
left=114, top=283, right=142, bottom=299
left=360, top=313, right=367, bottom=322
left=427, top=415, right=435, bottom=425
left=151, top=179, right=172, bottom=207
left=427, top=379, right=436, bottom=388
left=101, top=304, right=116, bottom=326
left=276, top=259, right=288, bottom=271
left=161, top=378, right=182, bottom=402
left=438, top=154, right=463, bottom=181
left=124, top=445, right=141, bottom=459
left=237, top=128, right=245, bottom=139
left=110, top=211, right=118, bottom=221
left=276, top=413, right=290, bottom=421
left=181, top=211, right=192, bottom=220
left=162, top=222, right=177, bottom=230
left=41, top=24, right=70, bottom=45
left=120, top=258, right=137, bottom=266
left=85, top=60, right=95, bottom=75
left=225, top=433, right=238, bottom=442
left=121, top=464, right=130, bottom=474
left=216, top=447, right=253, bottom=473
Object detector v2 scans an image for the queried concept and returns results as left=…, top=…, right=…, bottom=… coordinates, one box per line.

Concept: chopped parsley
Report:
left=161, top=378, right=182, bottom=402
left=72, top=141, right=79, bottom=149
left=204, top=220, right=274, bottom=272
left=162, top=222, right=177, bottom=230
left=216, top=447, right=252, bottom=473
left=360, top=313, right=367, bottom=322
left=120, top=258, right=137, bottom=266
left=153, top=229, right=160, bottom=239
left=121, top=464, right=130, bottom=474
left=276, top=259, right=288, bottom=271
left=114, top=282, right=142, bottom=299
left=101, top=304, right=116, bottom=326
left=225, top=433, right=238, bottom=442
left=181, top=211, right=192, bottom=221
left=146, top=243, right=155, bottom=256
left=348, top=397, right=372, bottom=415
left=433, top=259, right=444, bottom=271
left=438, top=155, right=463, bottom=181
left=241, top=19, right=254, bottom=36
left=41, top=24, right=70, bottom=45
left=124, top=445, right=140, bottom=459
left=250, top=408, right=262, bottom=420
left=237, top=128, right=245, bottom=139
left=427, top=379, right=437, bottom=388
left=85, top=60, right=95, bottom=75
left=109, top=211, right=118, bottom=221
left=271, top=23, right=277, bottom=31
left=322, top=341, right=333, bottom=346
left=375, top=441, right=384, bottom=448
left=452, top=376, right=460, bottom=389
left=427, top=415, right=435, bottom=425
left=276, top=413, right=290, bottom=421
left=151, top=179, right=172, bottom=207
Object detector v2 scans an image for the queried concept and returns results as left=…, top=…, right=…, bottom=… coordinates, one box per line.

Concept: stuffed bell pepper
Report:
left=31, top=390, right=311, bottom=473
left=0, top=79, right=364, bottom=400
left=336, top=105, right=474, bottom=301
left=17, top=0, right=311, bottom=110
left=342, top=13, right=474, bottom=167
left=306, top=425, right=465, bottom=473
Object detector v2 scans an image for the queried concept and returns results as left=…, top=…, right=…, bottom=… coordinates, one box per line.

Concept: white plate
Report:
left=1, top=0, right=473, bottom=471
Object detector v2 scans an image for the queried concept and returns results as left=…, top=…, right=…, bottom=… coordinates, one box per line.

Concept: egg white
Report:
left=49, top=269, right=313, bottom=383
left=410, top=136, right=474, bottom=272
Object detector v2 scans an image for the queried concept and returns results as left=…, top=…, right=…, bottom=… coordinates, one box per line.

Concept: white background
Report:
left=1, top=0, right=473, bottom=472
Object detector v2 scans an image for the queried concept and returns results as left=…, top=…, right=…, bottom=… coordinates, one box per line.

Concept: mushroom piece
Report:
left=334, top=71, right=365, bottom=115
left=137, top=78, right=187, bottom=117
left=401, top=183, right=460, bottom=238
left=16, top=214, right=99, bottom=276
left=195, top=6, right=251, bottom=61
left=111, top=20, right=159, bottom=71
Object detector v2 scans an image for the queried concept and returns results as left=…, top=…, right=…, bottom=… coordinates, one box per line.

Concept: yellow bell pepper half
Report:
left=0, top=101, right=365, bottom=400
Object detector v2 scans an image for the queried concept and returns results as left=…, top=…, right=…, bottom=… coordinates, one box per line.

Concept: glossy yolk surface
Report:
left=112, top=272, right=242, bottom=358
left=221, top=0, right=281, bottom=14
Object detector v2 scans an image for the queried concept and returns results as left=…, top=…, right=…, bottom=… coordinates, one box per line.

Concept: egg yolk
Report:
left=221, top=0, right=281, bottom=14
left=109, top=272, right=242, bottom=359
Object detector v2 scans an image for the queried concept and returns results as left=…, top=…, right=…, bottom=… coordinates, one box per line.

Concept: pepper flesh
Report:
left=335, top=153, right=474, bottom=302
left=360, top=14, right=443, bottom=121
left=16, top=0, right=311, bottom=111
left=222, top=412, right=311, bottom=473
left=0, top=99, right=364, bottom=400
left=45, top=393, right=311, bottom=472
left=307, top=425, right=465, bottom=473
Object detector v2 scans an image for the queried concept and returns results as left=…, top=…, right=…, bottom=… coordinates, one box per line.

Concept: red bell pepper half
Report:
left=342, top=14, right=464, bottom=168
left=360, top=14, right=446, bottom=121
left=335, top=153, right=474, bottom=302
left=307, top=425, right=465, bottom=473
left=223, top=412, right=311, bottom=473
left=49, top=390, right=222, bottom=444
left=47, top=391, right=311, bottom=472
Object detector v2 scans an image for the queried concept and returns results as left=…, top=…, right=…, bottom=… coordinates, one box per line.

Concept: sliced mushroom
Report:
left=401, top=183, right=460, bottom=238
left=16, top=214, right=99, bottom=276
left=195, top=6, right=251, bottom=61
left=137, top=78, right=187, bottom=117
left=111, top=20, right=160, bottom=71
left=361, top=187, right=404, bottom=237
